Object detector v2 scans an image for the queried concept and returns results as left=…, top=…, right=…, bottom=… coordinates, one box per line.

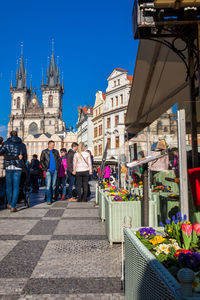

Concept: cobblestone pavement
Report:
left=0, top=182, right=124, bottom=300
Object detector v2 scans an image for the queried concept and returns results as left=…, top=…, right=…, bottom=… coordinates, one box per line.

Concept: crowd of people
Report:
left=0, top=131, right=94, bottom=212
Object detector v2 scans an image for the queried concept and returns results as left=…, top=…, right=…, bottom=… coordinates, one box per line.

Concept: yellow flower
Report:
left=168, top=229, right=172, bottom=233
left=149, top=235, right=165, bottom=245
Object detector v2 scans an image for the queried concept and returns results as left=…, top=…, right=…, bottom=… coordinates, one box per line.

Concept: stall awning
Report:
left=125, top=39, right=200, bottom=135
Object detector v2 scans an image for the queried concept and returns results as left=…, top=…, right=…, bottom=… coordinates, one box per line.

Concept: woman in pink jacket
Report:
left=104, top=165, right=111, bottom=183
left=57, top=148, right=67, bottom=200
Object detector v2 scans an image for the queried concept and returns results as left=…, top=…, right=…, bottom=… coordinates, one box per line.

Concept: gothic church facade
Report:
left=7, top=49, right=76, bottom=161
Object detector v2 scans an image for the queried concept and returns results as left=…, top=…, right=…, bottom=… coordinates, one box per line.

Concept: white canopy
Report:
left=125, top=39, right=200, bottom=135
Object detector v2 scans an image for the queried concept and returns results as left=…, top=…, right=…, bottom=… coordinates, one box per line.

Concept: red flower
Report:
left=193, top=223, right=200, bottom=236
left=181, top=224, right=192, bottom=237
left=174, top=249, right=192, bottom=258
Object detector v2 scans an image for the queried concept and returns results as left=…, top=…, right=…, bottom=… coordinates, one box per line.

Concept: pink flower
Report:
left=181, top=224, right=192, bottom=237
left=193, top=223, right=200, bottom=236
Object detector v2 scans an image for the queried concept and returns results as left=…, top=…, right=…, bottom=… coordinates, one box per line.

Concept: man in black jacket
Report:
left=40, top=140, right=61, bottom=204
left=67, top=142, right=78, bottom=201
left=0, top=131, right=27, bottom=212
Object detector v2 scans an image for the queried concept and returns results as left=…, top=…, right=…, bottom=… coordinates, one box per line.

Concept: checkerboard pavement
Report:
left=0, top=182, right=124, bottom=300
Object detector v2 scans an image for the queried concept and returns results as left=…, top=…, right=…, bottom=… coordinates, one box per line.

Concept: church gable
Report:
left=107, top=68, right=128, bottom=81
left=93, top=92, right=103, bottom=109
left=26, top=94, right=43, bottom=115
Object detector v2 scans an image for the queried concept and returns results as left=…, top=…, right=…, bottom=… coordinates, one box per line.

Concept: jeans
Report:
left=45, top=170, right=57, bottom=203
left=0, top=177, right=6, bottom=207
left=76, top=171, right=89, bottom=202
left=67, top=171, right=76, bottom=198
left=6, top=169, right=22, bottom=208
left=56, top=176, right=67, bottom=196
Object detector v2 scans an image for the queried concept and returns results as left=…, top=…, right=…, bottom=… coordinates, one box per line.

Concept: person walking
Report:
left=72, top=142, right=92, bottom=202
left=0, top=131, right=27, bottom=212
left=66, top=142, right=78, bottom=201
left=30, top=154, right=40, bottom=193
left=57, top=148, right=67, bottom=200
left=0, top=137, right=6, bottom=207
left=40, top=140, right=61, bottom=205
left=104, top=165, right=111, bottom=183
left=120, top=164, right=128, bottom=189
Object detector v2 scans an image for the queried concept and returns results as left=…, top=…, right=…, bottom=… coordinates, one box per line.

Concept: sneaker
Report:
left=10, top=208, right=17, bottom=212
left=47, top=202, right=52, bottom=205
left=68, top=197, right=77, bottom=202
left=61, top=195, right=66, bottom=200
left=7, top=204, right=11, bottom=209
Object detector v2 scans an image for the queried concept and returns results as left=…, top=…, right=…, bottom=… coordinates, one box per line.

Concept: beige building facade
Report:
left=92, top=91, right=105, bottom=161
left=8, top=48, right=77, bottom=161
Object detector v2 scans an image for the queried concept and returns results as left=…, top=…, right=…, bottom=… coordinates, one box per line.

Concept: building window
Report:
left=115, top=136, right=119, bottom=148
left=49, top=120, right=51, bottom=125
left=98, top=125, right=102, bottom=136
left=124, top=113, right=126, bottom=123
left=107, top=138, right=111, bottom=149
left=98, top=144, right=102, bottom=155
left=94, top=127, right=98, bottom=138
left=29, top=122, right=38, bottom=135
left=111, top=98, right=113, bottom=107
left=114, top=81, right=116, bottom=87
left=118, top=79, right=120, bottom=85
left=121, top=94, right=123, bottom=104
left=115, top=115, right=119, bottom=127
left=49, top=95, right=53, bottom=107
left=116, top=96, right=118, bottom=106
left=94, top=146, right=97, bottom=156
left=107, top=118, right=110, bottom=128
left=164, top=126, right=168, bottom=132
left=17, top=97, right=20, bottom=109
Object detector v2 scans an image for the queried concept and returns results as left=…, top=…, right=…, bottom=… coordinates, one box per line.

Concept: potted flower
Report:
left=124, top=213, right=200, bottom=299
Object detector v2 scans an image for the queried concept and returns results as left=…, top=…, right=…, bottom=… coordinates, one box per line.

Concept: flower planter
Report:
left=95, top=183, right=99, bottom=205
left=124, top=228, right=198, bottom=300
left=105, top=197, right=157, bottom=245
left=158, top=193, right=180, bottom=224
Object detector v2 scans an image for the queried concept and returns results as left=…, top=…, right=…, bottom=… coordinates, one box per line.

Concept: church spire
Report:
left=45, top=39, right=60, bottom=88
left=16, top=42, right=27, bottom=90
left=10, top=71, right=13, bottom=91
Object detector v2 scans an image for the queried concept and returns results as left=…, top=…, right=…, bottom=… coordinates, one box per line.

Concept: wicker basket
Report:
left=105, top=197, right=157, bottom=245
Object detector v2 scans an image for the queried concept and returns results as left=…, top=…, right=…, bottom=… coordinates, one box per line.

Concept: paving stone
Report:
left=23, top=235, right=52, bottom=241
left=0, top=209, right=47, bottom=219
left=0, top=240, right=48, bottom=278
left=63, top=209, right=98, bottom=218
left=0, top=241, right=19, bottom=262
left=18, top=293, right=124, bottom=299
left=0, top=220, right=39, bottom=235
left=22, top=278, right=122, bottom=294
left=52, top=202, right=68, bottom=208
left=51, top=235, right=107, bottom=240
left=27, top=220, right=59, bottom=235
left=0, top=278, right=28, bottom=295
left=44, top=209, right=65, bottom=218
left=31, top=240, right=121, bottom=278
left=0, top=235, right=24, bottom=240
left=54, top=219, right=105, bottom=236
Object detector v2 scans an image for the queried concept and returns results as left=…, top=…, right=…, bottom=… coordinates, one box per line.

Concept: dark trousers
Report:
left=76, top=171, right=89, bottom=202
left=67, top=171, right=76, bottom=198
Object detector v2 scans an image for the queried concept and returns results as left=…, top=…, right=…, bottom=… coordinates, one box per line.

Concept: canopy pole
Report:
left=177, top=108, right=189, bottom=217
left=188, top=40, right=198, bottom=168
left=142, top=163, right=149, bottom=226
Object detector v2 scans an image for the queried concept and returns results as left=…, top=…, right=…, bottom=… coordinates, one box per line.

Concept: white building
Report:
left=92, top=91, right=105, bottom=161
left=103, top=68, right=133, bottom=160
left=77, top=106, right=93, bottom=151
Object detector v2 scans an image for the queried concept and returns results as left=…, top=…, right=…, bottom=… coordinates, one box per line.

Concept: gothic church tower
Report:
left=41, top=47, right=65, bottom=133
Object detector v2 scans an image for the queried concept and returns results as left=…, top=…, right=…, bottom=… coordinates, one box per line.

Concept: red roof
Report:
left=127, top=75, right=133, bottom=84
left=115, top=68, right=128, bottom=72
left=82, top=106, right=93, bottom=115
left=102, top=93, right=106, bottom=101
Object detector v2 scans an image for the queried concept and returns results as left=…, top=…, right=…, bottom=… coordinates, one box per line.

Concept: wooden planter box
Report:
left=105, top=197, right=157, bottom=245
left=124, top=228, right=198, bottom=300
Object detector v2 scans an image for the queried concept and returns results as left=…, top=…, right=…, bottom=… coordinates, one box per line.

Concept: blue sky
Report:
left=0, top=0, right=138, bottom=138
